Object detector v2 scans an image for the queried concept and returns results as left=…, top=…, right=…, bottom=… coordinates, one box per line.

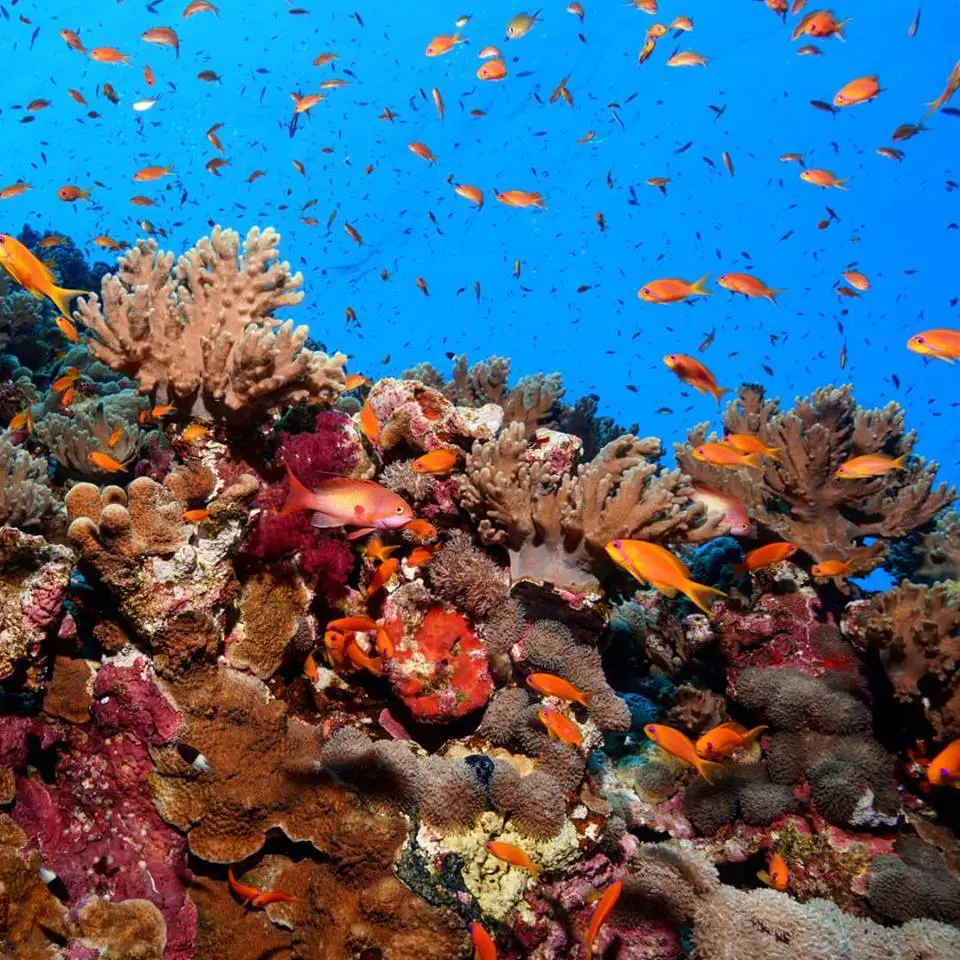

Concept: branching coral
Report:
left=461, top=421, right=724, bottom=589
left=0, top=436, right=60, bottom=531
left=74, top=226, right=348, bottom=423
left=843, top=582, right=960, bottom=739
left=887, top=508, right=960, bottom=585
left=676, top=384, right=955, bottom=565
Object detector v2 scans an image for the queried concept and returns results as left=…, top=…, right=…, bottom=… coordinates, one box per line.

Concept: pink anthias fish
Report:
left=690, top=482, right=752, bottom=535
left=279, top=466, right=414, bottom=539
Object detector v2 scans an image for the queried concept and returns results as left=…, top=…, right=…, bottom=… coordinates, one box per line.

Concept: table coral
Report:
left=74, top=226, right=348, bottom=424
left=677, top=384, right=956, bottom=565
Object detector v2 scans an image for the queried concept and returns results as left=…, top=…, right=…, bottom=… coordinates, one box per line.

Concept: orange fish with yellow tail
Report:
left=0, top=233, right=87, bottom=320
left=757, top=852, right=789, bottom=891
left=695, top=722, right=768, bottom=759
left=227, top=867, right=302, bottom=909
left=644, top=723, right=724, bottom=783
left=907, top=329, right=960, bottom=363
left=486, top=840, right=540, bottom=874
left=663, top=353, right=727, bottom=405
left=585, top=878, right=622, bottom=959
left=639, top=275, right=710, bottom=303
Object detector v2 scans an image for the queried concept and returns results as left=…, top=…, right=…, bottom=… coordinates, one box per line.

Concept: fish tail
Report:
left=743, top=452, right=767, bottom=470
left=835, top=17, right=853, bottom=40
left=691, top=273, right=711, bottom=296
left=577, top=691, right=593, bottom=708
left=278, top=464, right=317, bottom=517
left=712, top=386, right=730, bottom=408
left=695, top=756, right=725, bottom=785
left=765, top=288, right=787, bottom=304
left=741, top=725, right=769, bottom=746
left=835, top=178, right=850, bottom=190
left=767, top=447, right=784, bottom=463
left=48, top=285, right=87, bottom=319
left=681, top=579, right=727, bottom=615
left=893, top=454, right=910, bottom=469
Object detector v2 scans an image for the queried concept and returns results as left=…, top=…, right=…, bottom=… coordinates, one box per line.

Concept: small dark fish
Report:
left=892, top=373, right=900, bottom=389
left=709, top=104, right=726, bottom=121
left=698, top=328, right=715, bottom=352
left=811, top=100, right=838, bottom=115
left=877, top=146, right=904, bottom=161
left=576, top=284, right=591, bottom=293
left=703, top=156, right=715, bottom=168
left=762, top=364, right=774, bottom=376
left=176, top=742, right=212, bottom=773
left=722, top=151, right=734, bottom=176
left=892, top=122, right=927, bottom=141
left=942, top=107, right=960, bottom=117
left=626, top=384, right=638, bottom=393
left=674, top=141, right=693, bottom=154
left=780, top=230, right=794, bottom=241
left=839, top=342, right=847, bottom=369
left=908, top=7, right=921, bottom=37
left=656, top=407, right=673, bottom=414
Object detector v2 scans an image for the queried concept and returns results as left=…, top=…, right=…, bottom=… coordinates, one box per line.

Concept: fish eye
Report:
left=395, top=506, right=405, bottom=514
left=915, top=335, right=925, bottom=343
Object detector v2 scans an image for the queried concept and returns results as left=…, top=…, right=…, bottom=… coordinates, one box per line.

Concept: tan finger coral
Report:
left=74, top=226, right=347, bottom=424
left=460, top=422, right=723, bottom=590
left=676, top=384, right=955, bottom=565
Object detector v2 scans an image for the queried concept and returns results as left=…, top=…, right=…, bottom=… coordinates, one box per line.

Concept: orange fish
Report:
left=733, top=542, right=798, bottom=574
left=585, top=879, right=622, bottom=959
left=670, top=15, right=694, bottom=31
left=811, top=556, right=862, bottom=578
left=835, top=453, right=907, bottom=479
left=313, top=53, right=337, bottom=66
left=567, top=2, right=585, bottom=21
left=345, top=643, right=384, bottom=675
left=89, top=47, right=131, bottom=64
left=151, top=404, right=175, bottom=419
left=130, top=196, right=157, bottom=206
left=644, top=723, right=724, bottom=783
left=407, top=544, right=440, bottom=567
left=365, top=538, right=400, bottom=563
left=52, top=367, right=80, bottom=393
left=142, top=27, right=180, bottom=56
left=359, top=400, right=381, bottom=448
left=58, top=185, right=91, bottom=203
left=455, top=184, right=484, bottom=208
left=526, top=673, right=591, bottom=707
left=907, top=329, right=960, bottom=363
left=39, top=236, right=66, bottom=249
left=663, top=354, right=727, bottom=405
left=723, top=434, right=782, bottom=461
left=792, top=10, right=850, bottom=40
left=408, top=141, right=436, bottom=164
left=690, top=443, right=764, bottom=469
left=0, top=235, right=87, bottom=320
left=416, top=277, right=430, bottom=297
left=927, top=738, right=960, bottom=786
left=183, top=0, right=220, bottom=16
left=367, top=557, right=399, bottom=597
left=412, top=449, right=460, bottom=475
left=292, top=92, right=325, bottom=114
left=666, top=51, right=708, bottom=67
left=800, top=168, right=848, bottom=189
left=468, top=922, right=497, bottom=960
left=403, top=518, right=437, bottom=542
left=9, top=409, right=34, bottom=433
left=182, top=508, right=209, bottom=523
left=479, top=45, right=503, bottom=59
left=497, top=190, right=544, bottom=209
left=925, top=59, right=960, bottom=116
left=304, top=651, right=320, bottom=684
left=432, top=87, right=444, bottom=120
left=639, top=275, right=710, bottom=303
left=834, top=75, right=880, bottom=106
left=133, top=165, right=174, bottom=182
left=757, top=852, right=789, bottom=891
left=605, top=539, right=726, bottom=615
left=344, top=224, right=363, bottom=246
left=695, top=722, right=768, bottom=759
left=425, top=33, right=462, bottom=57
left=637, top=37, right=656, bottom=64
left=843, top=270, right=869, bottom=291
left=88, top=451, right=129, bottom=473
left=690, top=483, right=751, bottom=536
left=60, top=29, right=86, bottom=53
left=538, top=705, right=584, bottom=746
left=486, top=840, right=540, bottom=874
left=227, top=868, right=301, bottom=909
left=477, top=59, right=508, bottom=81
left=144, top=65, right=156, bottom=86
left=181, top=422, right=210, bottom=442
left=107, top=426, right=124, bottom=449
left=60, top=387, right=77, bottom=408
left=27, top=99, right=51, bottom=112
left=0, top=182, right=32, bottom=200
left=280, top=467, right=413, bottom=537
left=647, top=23, right=667, bottom=39
left=344, top=374, right=368, bottom=390
left=717, top=273, right=785, bottom=303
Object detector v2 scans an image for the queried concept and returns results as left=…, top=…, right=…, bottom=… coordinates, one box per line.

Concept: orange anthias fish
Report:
left=733, top=542, right=799, bottom=574
left=227, top=868, right=301, bottom=909
left=644, top=723, right=724, bottom=782
left=666, top=51, right=708, bottom=67
left=486, top=840, right=540, bottom=874
left=0, top=233, right=87, bottom=319
left=907, top=329, right=960, bottom=363
left=52, top=367, right=80, bottom=393
left=585, top=879, right=622, bottom=959
left=425, top=33, right=462, bottom=57
left=181, top=422, right=210, bottom=442
left=469, top=922, right=497, bottom=960
left=791, top=10, right=850, bottom=40
left=717, top=273, right=785, bottom=303
left=0, top=183, right=32, bottom=200
left=367, top=557, right=400, bottom=597
left=723, top=434, right=782, bottom=461
left=304, top=651, right=320, bottom=684
left=133, top=165, right=174, bottom=182
left=834, top=75, right=880, bottom=106
left=9, top=409, right=34, bottom=433
left=60, top=29, right=86, bottom=53
left=408, top=141, right=437, bottom=164
left=757, top=852, right=789, bottom=891
left=835, top=453, right=908, bottom=479
left=412, top=449, right=460, bottom=476
left=359, top=399, right=381, bottom=449
left=455, top=184, right=485, bottom=208
left=800, top=168, right=848, bottom=189
left=478, top=59, right=508, bottom=81
left=526, top=673, right=591, bottom=707
left=538, top=705, right=583, bottom=746
left=497, top=190, right=544, bottom=209
left=403, top=518, right=437, bottom=542
left=663, top=354, right=727, bottom=406
left=691, top=443, right=765, bottom=470
left=58, top=186, right=92, bottom=203
left=107, top=426, right=124, bottom=449
left=690, top=483, right=751, bottom=536
left=925, top=59, right=960, bottom=116
left=279, top=466, right=414, bottom=537
left=182, top=508, right=210, bottom=523
left=811, top=550, right=873, bottom=578
left=605, top=539, right=727, bottom=615
left=639, top=275, right=711, bottom=303
left=89, top=47, right=131, bottom=64
left=695, top=722, right=768, bottom=759
left=926, top=738, right=960, bottom=786
left=407, top=544, right=440, bottom=567
left=843, top=270, right=870, bottom=291
left=88, top=451, right=130, bottom=473
left=344, top=373, right=368, bottom=390
left=142, top=27, right=180, bottom=57
left=365, top=537, right=400, bottom=563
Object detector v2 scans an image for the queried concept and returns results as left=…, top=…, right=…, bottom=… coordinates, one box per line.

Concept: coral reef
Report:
left=0, top=437, right=60, bottom=531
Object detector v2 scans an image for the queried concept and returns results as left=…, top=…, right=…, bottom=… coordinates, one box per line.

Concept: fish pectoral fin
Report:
left=649, top=581, right=679, bottom=598
left=346, top=526, right=376, bottom=540
left=310, top=512, right=342, bottom=529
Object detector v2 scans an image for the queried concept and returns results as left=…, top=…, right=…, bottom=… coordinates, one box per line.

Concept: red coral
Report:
left=277, top=411, right=359, bottom=485
left=386, top=606, right=493, bottom=723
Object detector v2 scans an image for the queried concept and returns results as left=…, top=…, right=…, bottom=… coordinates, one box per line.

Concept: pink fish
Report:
left=690, top=482, right=751, bottom=536
left=279, top=466, right=413, bottom=539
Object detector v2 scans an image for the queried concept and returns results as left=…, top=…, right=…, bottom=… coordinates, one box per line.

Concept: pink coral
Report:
left=385, top=606, right=493, bottom=722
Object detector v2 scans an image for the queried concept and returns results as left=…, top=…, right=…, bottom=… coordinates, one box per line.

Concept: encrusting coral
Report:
left=677, top=384, right=955, bottom=567
left=74, top=226, right=348, bottom=423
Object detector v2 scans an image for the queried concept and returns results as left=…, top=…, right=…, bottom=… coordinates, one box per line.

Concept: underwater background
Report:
left=2, top=1, right=960, bottom=959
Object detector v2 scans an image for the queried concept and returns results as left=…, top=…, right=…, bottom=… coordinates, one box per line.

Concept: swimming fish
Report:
left=89, top=47, right=131, bottom=64
left=835, top=453, right=908, bottom=479
left=800, top=168, right=848, bottom=189
left=412, top=449, right=460, bottom=475
left=88, top=452, right=130, bottom=473
left=689, top=483, right=751, bottom=536
left=477, top=59, right=508, bottom=81
left=497, top=190, right=544, bottom=208
left=695, top=722, right=768, bottom=759
left=0, top=183, right=32, bottom=200
left=585, top=879, right=623, bottom=959
left=834, top=76, right=880, bottom=107
left=605, top=539, right=727, bottom=614
left=907, top=329, right=960, bottom=362
left=843, top=270, right=870, bottom=291
left=425, top=33, right=462, bottom=57
left=486, top=840, right=540, bottom=874
left=0, top=233, right=87, bottom=319
left=733, top=542, right=799, bottom=574
left=538, top=705, right=584, bottom=746
left=691, top=444, right=765, bottom=469
left=667, top=51, right=708, bottom=67
left=227, top=868, right=301, bottom=909
left=455, top=184, right=484, bottom=208
left=526, top=673, right=591, bottom=707
left=133, top=165, right=174, bottom=182
left=639, top=276, right=711, bottom=303
left=367, top=558, right=399, bottom=597
left=359, top=400, right=381, bottom=448
left=662, top=354, right=727, bottom=405
left=141, top=27, right=180, bottom=57
left=717, top=273, right=785, bottom=303
left=723, top=434, right=782, bottom=461
left=506, top=11, right=541, bottom=39
left=182, top=509, right=209, bottom=523
left=469, top=922, right=497, bottom=960
left=408, top=141, right=437, bottom=164
left=58, top=185, right=91, bottom=202
left=403, top=518, right=438, bottom=542
left=757, top=853, right=789, bottom=891
left=279, top=466, right=414, bottom=537
left=926, top=738, right=960, bottom=786
left=644, top=723, right=724, bottom=782
left=183, top=0, right=220, bottom=16
left=791, top=10, right=850, bottom=41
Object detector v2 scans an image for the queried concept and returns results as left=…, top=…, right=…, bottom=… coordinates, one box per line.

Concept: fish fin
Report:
left=835, top=178, right=850, bottom=190
left=765, top=288, right=787, bottom=304
left=278, top=465, right=318, bottom=518
left=577, top=691, right=593, bottom=707
left=346, top=526, right=376, bottom=540
left=741, top=725, right=769, bottom=746
left=835, top=17, right=853, bottom=40
left=767, top=447, right=784, bottom=462
left=893, top=454, right=910, bottom=469
left=48, top=286, right=87, bottom=319
left=743, top=452, right=767, bottom=470
left=681, top=580, right=727, bottom=615
left=712, top=386, right=730, bottom=408
left=695, top=756, right=724, bottom=785
left=691, top=273, right=711, bottom=296
left=650, top=580, right=679, bottom=599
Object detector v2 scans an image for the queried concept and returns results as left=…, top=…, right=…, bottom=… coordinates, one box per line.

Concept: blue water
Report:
left=4, top=0, right=959, bottom=478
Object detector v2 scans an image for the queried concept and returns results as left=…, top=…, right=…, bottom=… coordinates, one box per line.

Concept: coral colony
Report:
left=1, top=224, right=960, bottom=960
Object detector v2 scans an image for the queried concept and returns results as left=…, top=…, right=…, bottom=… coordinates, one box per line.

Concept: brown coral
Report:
left=676, top=384, right=955, bottom=565
left=0, top=437, right=60, bottom=531
left=460, top=421, right=723, bottom=589
left=74, top=226, right=347, bottom=423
